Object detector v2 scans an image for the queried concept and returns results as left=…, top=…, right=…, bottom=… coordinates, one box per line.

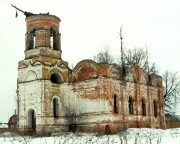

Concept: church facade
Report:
left=17, top=13, right=165, bottom=134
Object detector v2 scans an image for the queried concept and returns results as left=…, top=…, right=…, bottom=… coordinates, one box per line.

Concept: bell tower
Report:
left=16, top=8, right=70, bottom=134
left=25, top=14, right=62, bottom=59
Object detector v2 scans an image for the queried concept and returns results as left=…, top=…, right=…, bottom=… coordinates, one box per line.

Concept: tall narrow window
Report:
left=154, top=100, right=157, bottom=118
left=50, top=29, right=58, bottom=49
left=129, top=96, right=133, bottom=114
left=114, top=95, right=118, bottom=113
left=33, top=34, right=36, bottom=48
left=142, top=98, right=146, bottom=115
left=50, top=35, right=53, bottom=48
left=27, top=109, right=36, bottom=132
left=53, top=98, right=59, bottom=118
left=26, top=32, right=34, bottom=50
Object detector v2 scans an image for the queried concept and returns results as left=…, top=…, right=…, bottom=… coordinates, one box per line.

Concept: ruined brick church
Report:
left=16, top=12, right=166, bottom=134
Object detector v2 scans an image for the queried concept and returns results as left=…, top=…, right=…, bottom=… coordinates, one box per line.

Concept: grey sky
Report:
left=0, top=0, right=180, bottom=122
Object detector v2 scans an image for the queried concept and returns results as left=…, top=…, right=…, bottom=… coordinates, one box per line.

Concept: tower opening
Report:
left=26, top=32, right=35, bottom=50
left=50, top=29, right=55, bottom=49
left=50, top=29, right=60, bottom=50
left=50, top=73, right=63, bottom=84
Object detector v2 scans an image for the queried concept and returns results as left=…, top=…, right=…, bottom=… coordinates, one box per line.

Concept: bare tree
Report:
left=14, top=94, right=19, bottom=120
left=163, top=71, right=180, bottom=114
left=63, top=105, right=77, bottom=132
left=93, top=46, right=114, bottom=64
left=123, top=49, right=180, bottom=114
left=93, top=46, right=180, bottom=115
left=122, top=48, right=180, bottom=114
left=94, top=46, right=158, bottom=74
left=63, top=103, right=83, bottom=133
left=123, top=48, right=158, bottom=74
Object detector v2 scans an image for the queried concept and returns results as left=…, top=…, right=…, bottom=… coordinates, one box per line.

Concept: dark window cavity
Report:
left=154, top=100, right=157, bottom=118
left=53, top=98, right=59, bottom=118
left=142, top=98, right=146, bottom=115
left=114, top=95, right=118, bottom=114
left=50, top=73, right=63, bottom=84
left=26, top=29, right=36, bottom=50
left=129, top=96, right=133, bottom=114
left=27, top=109, right=36, bottom=132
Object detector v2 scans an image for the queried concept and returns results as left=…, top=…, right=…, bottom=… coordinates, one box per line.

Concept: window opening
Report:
left=53, top=98, right=58, bottom=118
left=50, top=35, right=53, bottom=49
left=129, top=96, right=133, bottom=114
left=50, top=73, right=63, bottom=84
left=50, top=29, right=57, bottom=49
left=33, top=34, right=36, bottom=48
left=154, top=100, right=157, bottom=118
left=114, top=95, right=118, bottom=113
left=27, top=109, right=36, bottom=133
left=142, top=98, right=146, bottom=115
left=26, top=32, right=35, bottom=50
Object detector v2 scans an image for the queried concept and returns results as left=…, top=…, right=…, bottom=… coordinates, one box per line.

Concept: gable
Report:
left=72, top=60, right=97, bottom=81
left=72, top=60, right=121, bottom=82
left=125, top=64, right=148, bottom=84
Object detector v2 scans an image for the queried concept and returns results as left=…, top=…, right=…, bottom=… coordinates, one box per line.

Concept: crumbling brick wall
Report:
left=17, top=14, right=165, bottom=134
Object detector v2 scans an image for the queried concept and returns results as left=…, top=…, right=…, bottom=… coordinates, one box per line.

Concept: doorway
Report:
left=27, top=109, right=36, bottom=133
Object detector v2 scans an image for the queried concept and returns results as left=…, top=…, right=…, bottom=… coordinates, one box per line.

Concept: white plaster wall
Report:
left=18, top=64, right=42, bottom=82
left=18, top=80, right=43, bottom=129
left=78, top=99, right=110, bottom=114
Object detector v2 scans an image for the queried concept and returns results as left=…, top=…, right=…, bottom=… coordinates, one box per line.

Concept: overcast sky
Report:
left=0, top=0, right=180, bottom=122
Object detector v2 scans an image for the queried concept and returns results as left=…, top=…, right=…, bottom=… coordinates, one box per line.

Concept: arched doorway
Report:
left=27, top=109, right=36, bottom=133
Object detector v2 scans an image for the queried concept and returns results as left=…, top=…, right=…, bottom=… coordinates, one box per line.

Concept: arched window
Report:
left=27, top=109, right=36, bottom=132
left=26, top=32, right=35, bottom=50
left=50, top=29, right=60, bottom=50
left=33, top=34, right=36, bottom=48
left=129, top=96, right=133, bottom=114
left=53, top=98, right=59, bottom=118
left=50, top=29, right=55, bottom=49
left=114, top=95, right=118, bottom=113
left=142, top=98, right=146, bottom=115
left=154, top=100, right=157, bottom=118
left=50, top=73, right=63, bottom=84
left=50, top=35, right=53, bottom=49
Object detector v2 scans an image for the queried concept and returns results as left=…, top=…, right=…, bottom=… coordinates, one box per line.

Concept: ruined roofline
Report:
left=11, top=4, right=61, bottom=21
left=72, top=59, right=162, bottom=87
left=73, top=59, right=161, bottom=77
left=25, top=13, right=61, bottom=22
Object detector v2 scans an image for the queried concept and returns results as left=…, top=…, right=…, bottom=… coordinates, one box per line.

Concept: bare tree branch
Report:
left=123, top=48, right=159, bottom=74
left=93, top=46, right=114, bottom=64
left=163, top=70, right=180, bottom=114
left=93, top=45, right=180, bottom=114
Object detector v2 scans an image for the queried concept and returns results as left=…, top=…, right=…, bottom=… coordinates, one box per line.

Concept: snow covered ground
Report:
left=0, top=128, right=180, bottom=144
